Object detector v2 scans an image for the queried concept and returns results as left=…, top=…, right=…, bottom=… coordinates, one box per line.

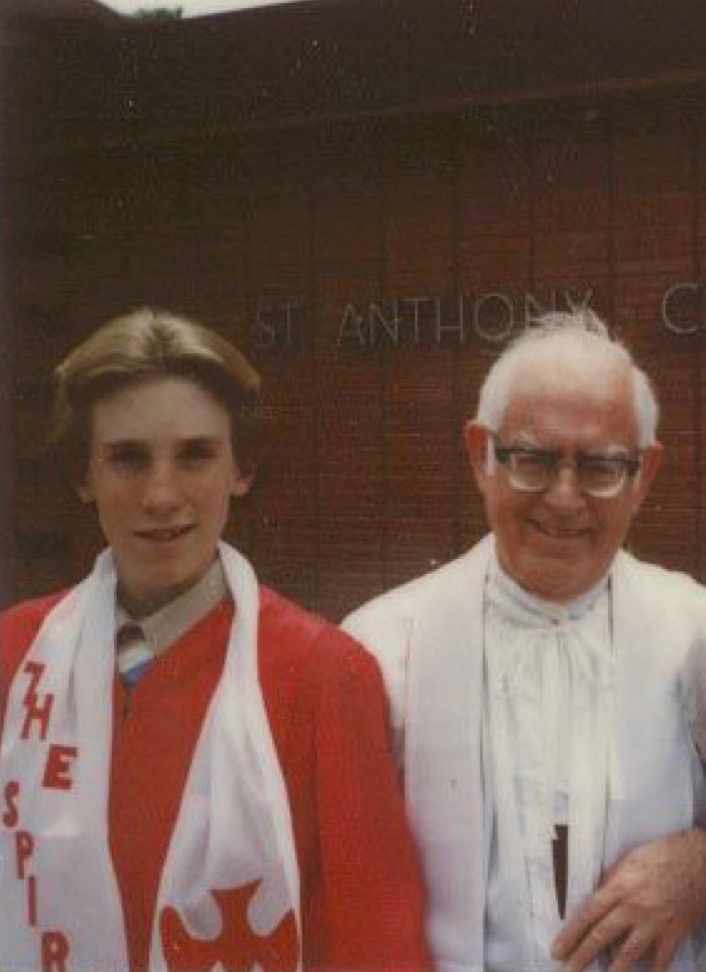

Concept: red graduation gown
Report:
left=1, top=586, right=430, bottom=972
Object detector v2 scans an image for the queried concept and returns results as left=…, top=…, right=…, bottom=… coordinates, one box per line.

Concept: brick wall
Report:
left=5, top=93, right=705, bottom=618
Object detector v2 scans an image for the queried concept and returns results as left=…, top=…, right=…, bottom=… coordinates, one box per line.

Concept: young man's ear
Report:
left=463, top=421, right=492, bottom=494
left=231, top=468, right=255, bottom=499
left=76, top=478, right=95, bottom=504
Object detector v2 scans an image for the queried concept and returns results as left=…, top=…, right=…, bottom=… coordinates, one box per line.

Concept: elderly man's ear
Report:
left=463, top=421, right=492, bottom=494
left=631, top=442, right=663, bottom=510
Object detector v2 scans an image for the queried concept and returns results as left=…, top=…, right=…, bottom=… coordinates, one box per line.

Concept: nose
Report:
left=542, top=462, right=586, bottom=512
left=141, top=460, right=182, bottom=515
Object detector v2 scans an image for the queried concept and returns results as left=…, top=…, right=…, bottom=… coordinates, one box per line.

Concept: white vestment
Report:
left=343, top=535, right=706, bottom=972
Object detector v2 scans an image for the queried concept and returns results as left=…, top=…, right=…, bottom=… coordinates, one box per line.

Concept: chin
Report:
left=522, top=562, right=593, bottom=604
left=136, top=570, right=197, bottom=609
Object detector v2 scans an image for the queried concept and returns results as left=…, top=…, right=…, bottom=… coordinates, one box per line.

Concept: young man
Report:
left=0, top=308, right=429, bottom=972
left=345, top=311, right=706, bottom=972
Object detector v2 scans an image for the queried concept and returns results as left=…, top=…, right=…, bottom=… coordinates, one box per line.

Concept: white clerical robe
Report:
left=343, top=535, right=706, bottom=972
left=483, top=560, right=615, bottom=970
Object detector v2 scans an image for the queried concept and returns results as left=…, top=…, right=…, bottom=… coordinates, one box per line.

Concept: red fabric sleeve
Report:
left=258, top=590, right=430, bottom=971
left=295, top=622, right=430, bottom=972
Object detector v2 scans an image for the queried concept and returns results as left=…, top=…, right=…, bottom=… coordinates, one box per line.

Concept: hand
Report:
left=551, top=828, right=706, bottom=971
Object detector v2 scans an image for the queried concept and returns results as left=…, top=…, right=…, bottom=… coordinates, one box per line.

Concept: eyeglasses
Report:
left=492, top=437, right=642, bottom=499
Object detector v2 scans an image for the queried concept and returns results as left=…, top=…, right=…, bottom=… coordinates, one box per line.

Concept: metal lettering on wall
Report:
left=661, top=282, right=706, bottom=335
left=252, top=282, right=706, bottom=351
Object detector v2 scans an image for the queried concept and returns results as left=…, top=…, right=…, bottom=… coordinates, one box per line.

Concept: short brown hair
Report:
left=52, top=307, right=263, bottom=480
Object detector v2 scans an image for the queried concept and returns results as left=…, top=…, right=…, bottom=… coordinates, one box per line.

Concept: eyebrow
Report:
left=101, top=439, right=147, bottom=452
left=509, top=434, right=632, bottom=456
left=100, top=436, right=223, bottom=450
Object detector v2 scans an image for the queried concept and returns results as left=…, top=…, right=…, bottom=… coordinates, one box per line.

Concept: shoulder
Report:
left=1, top=590, right=69, bottom=648
left=343, top=538, right=491, bottom=641
left=342, top=540, right=491, bottom=754
left=257, top=587, right=391, bottom=763
left=258, top=586, right=383, bottom=688
left=1, top=591, right=69, bottom=693
left=346, top=540, right=491, bottom=624
left=618, top=551, right=706, bottom=621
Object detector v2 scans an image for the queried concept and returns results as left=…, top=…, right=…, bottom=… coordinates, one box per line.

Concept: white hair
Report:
left=475, top=309, right=659, bottom=447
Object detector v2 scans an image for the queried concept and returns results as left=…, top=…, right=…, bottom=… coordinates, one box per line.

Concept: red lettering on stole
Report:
left=3, top=785, right=38, bottom=925
left=15, top=830, right=34, bottom=879
left=9, top=816, right=68, bottom=952
left=42, top=746, right=78, bottom=791
left=21, top=694, right=54, bottom=742
left=8, top=665, right=73, bottom=962
left=22, top=661, right=46, bottom=704
left=21, top=661, right=54, bottom=741
left=42, top=930, right=70, bottom=972
left=27, top=874, right=38, bottom=926
left=3, top=780, right=20, bottom=827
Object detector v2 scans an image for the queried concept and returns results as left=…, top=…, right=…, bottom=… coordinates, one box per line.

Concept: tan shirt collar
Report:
left=115, top=557, right=229, bottom=657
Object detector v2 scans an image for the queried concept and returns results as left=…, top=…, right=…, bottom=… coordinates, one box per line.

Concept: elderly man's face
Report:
left=466, top=365, right=662, bottom=602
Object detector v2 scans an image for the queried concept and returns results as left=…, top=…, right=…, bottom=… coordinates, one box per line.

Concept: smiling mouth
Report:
left=135, top=525, right=194, bottom=542
left=532, top=522, right=590, bottom=540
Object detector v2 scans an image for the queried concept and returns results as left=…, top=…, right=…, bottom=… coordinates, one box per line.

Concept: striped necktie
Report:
left=116, top=622, right=154, bottom=686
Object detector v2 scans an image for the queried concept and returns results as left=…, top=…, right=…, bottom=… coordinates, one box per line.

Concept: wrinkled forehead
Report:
left=500, top=353, right=639, bottom=447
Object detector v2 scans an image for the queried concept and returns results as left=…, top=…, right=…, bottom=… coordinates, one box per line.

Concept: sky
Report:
left=101, top=0, right=307, bottom=16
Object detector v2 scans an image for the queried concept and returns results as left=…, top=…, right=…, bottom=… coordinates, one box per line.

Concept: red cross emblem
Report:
left=160, top=880, right=298, bottom=972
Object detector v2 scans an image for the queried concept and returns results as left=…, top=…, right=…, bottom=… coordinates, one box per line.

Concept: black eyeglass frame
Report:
left=491, top=436, right=643, bottom=498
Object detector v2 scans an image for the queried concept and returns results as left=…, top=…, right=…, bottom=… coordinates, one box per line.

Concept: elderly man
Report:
left=344, top=311, right=706, bottom=972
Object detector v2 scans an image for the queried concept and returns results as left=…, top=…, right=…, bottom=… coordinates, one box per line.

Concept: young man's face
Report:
left=79, top=376, right=251, bottom=616
left=466, top=364, right=662, bottom=603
